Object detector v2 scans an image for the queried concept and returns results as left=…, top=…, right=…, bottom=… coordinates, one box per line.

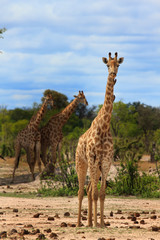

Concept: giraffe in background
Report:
left=12, top=94, right=54, bottom=182
left=40, top=91, right=88, bottom=170
left=76, top=52, right=124, bottom=227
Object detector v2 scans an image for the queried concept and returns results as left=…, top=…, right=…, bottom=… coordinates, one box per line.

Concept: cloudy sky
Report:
left=0, top=0, right=160, bottom=109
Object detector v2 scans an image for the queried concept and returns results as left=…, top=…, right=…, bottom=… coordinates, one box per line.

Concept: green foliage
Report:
left=11, top=119, right=29, bottom=137
left=108, top=136, right=160, bottom=198
left=1, top=92, right=160, bottom=199
left=9, top=108, right=34, bottom=122
left=0, top=89, right=94, bottom=157
left=109, top=159, right=140, bottom=196
left=43, top=89, right=68, bottom=109
left=107, top=157, right=160, bottom=198
left=54, top=154, right=79, bottom=189
left=38, top=184, right=78, bottom=197
left=111, top=101, right=141, bottom=138
left=38, top=154, right=79, bottom=197
left=1, top=143, right=13, bottom=157
left=107, top=171, right=160, bottom=198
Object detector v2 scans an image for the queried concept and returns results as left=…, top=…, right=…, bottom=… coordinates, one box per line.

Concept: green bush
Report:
left=38, top=154, right=79, bottom=197
left=38, top=184, right=78, bottom=197
left=106, top=160, right=160, bottom=198
left=108, top=159, right=139, bottom=195
left=136, top=173, right=160, bottom=198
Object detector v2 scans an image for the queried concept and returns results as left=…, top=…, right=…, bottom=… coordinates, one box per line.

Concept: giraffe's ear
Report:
left=102, top=57, right=108, bottom=64
left=118, top=57, right=124, bottom=64
left=74, top=95, right=78, bottom=98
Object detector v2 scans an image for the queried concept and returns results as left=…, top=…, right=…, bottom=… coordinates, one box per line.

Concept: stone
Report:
left=60, top=222, right=67, bottom=227
left=64, top=212, right=70, bottom=217
left=50, top=232, right=58, bottom=238
left=48, top=216, right=55, bottom=221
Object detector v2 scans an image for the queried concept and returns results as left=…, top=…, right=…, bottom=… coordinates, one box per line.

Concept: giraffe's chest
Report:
left=19, top=128, right=40, bottom=142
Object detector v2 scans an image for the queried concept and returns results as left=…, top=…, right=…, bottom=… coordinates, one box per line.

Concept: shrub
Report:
left=38, top=154, right=79, bottom=197
left=106, top=160, right=160, bottom=198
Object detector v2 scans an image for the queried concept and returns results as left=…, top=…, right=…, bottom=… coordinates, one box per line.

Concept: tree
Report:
left=75, top=104, right=97, bottom=120
left=43, top=89, right=68, bottom=109
left=111, top=101, right=141, bottom=138
left=136, top=103, right=160, bottom=153
left=9, top=108, right=34, bottom=122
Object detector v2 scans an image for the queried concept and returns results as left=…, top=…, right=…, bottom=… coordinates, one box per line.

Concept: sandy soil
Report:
left=0, top=158, right=160, bottom=240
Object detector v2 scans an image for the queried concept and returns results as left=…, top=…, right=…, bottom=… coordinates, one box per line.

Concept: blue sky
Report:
left=0, top=0, right=160, bottom=109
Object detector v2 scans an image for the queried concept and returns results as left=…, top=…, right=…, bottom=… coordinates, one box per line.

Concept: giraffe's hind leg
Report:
left=76, top=157, right=88, bottom=227
left=35, top=141, right=41, bottom=173
left=99, top=159, right=111, bottom=227
left=40, top=141, right=47, bottom=166
left=27, top=146, right=36, bottom=181
left=88, top=155, right=102, bottom=227
left=12, top=142, right=21, bottom=183
left=87, top=167, right=101, bottom=227
left=87, top=181, right=93, bottom=227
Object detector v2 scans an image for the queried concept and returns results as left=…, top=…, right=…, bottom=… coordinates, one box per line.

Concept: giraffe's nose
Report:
left=110, top=72, right=116, bottom=77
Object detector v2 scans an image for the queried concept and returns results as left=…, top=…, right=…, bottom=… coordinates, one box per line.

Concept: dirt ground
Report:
left=0, top=158, right=160, bottom=240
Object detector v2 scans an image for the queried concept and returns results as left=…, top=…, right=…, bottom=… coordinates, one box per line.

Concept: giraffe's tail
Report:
left=0, top=155, right=6, bottom=161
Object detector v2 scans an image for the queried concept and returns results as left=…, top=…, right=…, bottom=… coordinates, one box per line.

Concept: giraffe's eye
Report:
left=107, top=65, right=109, bottom=68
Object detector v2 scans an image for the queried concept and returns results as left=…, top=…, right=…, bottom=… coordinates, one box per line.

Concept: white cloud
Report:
left=0, top=0, right=160, bottom=109
left=12, top=94, right=31, bottom=100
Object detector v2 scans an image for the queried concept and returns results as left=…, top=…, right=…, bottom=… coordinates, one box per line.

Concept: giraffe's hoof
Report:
left=77, top=222, right=84, bottom=227
left=87, top=224, right=93, bottom=228
left=100, top=223, right=105, bottom=228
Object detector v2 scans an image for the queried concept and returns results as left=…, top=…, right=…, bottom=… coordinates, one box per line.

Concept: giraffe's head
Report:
left=74, top=91, right=88, bottom=106
left=44, top=94, right=54, bottom=107
left=102, top=52, right=124, bottom=77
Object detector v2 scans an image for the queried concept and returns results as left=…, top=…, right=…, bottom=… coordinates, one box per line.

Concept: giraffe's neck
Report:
left=29, top=100, right=48, bottom=129
left=58, top=98, right=79, bottom=126
left=103, top=74, right=115, bottom=115
left=94, top=74, right=115, bottom=131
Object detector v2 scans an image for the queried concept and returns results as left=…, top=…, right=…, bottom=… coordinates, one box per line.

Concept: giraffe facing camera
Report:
left=76, top=52, right=124, bottom=227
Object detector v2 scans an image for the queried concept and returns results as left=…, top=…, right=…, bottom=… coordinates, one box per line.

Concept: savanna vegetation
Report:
left=1, top=89, right=160, bottom=197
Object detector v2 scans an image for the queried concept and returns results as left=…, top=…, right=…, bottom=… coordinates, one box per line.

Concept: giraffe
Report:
left=76, top=52, right=124, bottom=227
left=12, top=94, right=54, bottom=182
left=40, top=91, right=88, bottom=169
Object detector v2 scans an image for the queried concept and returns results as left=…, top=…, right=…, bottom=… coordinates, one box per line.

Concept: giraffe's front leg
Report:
left=89, top=156, right=100, bottom=227
left=50, top=145, right=57, bottom=169
left=99, top=159, right=111, bottom=227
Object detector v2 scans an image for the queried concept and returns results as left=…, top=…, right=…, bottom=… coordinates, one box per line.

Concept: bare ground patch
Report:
left=0, top=158, right=160, bottom=240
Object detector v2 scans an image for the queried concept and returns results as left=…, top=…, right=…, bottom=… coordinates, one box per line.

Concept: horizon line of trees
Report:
left=0, top=89, right=160, bottom=164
